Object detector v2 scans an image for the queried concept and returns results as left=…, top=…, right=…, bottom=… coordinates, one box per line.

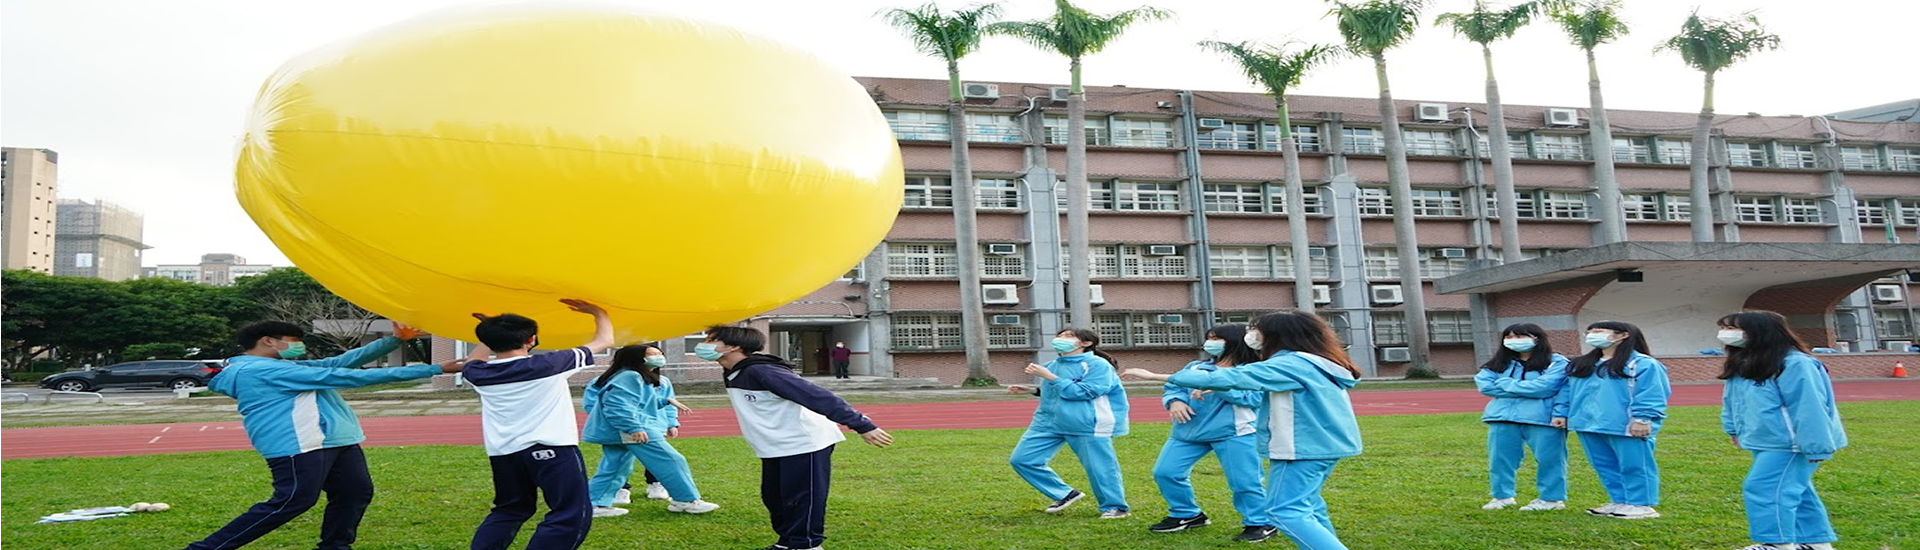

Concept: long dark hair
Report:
left=1249, top=310, right=1359, bottom=377
left=595, top=344, right=663, bottom=388
left=1480, top=323, right=1555, bottom=373
left=1567, top=320, right=1651, bottom=378
left=1058, top=328, right=1119, bottom=368
left=1716, top=310, right=1810, bottom=382
left=1206, top=324, right=1263, bottom=366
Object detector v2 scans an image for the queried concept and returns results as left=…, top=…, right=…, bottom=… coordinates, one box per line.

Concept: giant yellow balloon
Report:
left=236, top=4, right=903, bottom=346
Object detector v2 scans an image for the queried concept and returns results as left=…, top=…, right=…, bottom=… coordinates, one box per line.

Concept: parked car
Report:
left=38, top=360, right=225, bottom=392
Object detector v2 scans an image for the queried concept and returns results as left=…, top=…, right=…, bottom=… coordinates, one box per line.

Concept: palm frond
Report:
left=1326, top=0, right=1430, bottom=56
left=1198, top=40, right=1342, bottom=99
left=1435, top=0, right=1552, bottom=44
left=988, top=0, right=1171, bottom=59
left=1657, top=9, right=1781, bottom=74
left=1549, top=0, right=1628, bottom=51
left=879, top=2, right=1006, bottom=62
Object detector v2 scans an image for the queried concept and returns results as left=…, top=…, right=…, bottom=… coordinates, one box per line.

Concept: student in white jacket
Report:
left=1716, top=311, right=1847, bottom=550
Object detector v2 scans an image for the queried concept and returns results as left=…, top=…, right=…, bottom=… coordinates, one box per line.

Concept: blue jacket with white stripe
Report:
left=1029, top=353, right=1130, bottom=437
left=1169, top=350, right=1362, bottom=460
left=1553, top=351, right=1671, bottom=437
left=210, top=337, right=443, bottom=459
left=1721, top=351, right=1848, bottom=460
left=1473, top=354, right=1570, bottom=427
left=582, top=371, right=679, bottom=444
left=1163, top=360, right=1262, bottom=443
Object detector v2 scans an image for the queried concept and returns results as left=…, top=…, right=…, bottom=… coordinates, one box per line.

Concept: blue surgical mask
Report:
left=1050, top=338, right=1078, bottom=354
left=644, top=355, right=667, bottom=367
left=693, top=343, right=723, bottom=361
left=1584, top=332, right=1616, bottom=349
left=1502, top=338, right=1536, bottom=352
left=277, top=340, right=307, bottom=359
left=1201, top=340, right=1227, bottom=357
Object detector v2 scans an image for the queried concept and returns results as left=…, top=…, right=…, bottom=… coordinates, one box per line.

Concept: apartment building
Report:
left=1, top=147, right=60, bottom=274
left=53, top=199, right=149, bottom=281
left=144, top=253, right=276, bottom=286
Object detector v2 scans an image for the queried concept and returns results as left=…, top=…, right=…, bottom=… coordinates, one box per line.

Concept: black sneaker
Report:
left=1044, top=490, right=1085, bottom=513
left=1233, top=525, right=1279, bottom=543
left=1148, top=513, right=1211, bottom=532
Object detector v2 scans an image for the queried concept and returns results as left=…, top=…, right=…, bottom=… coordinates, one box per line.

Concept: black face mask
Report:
left=530, top=337, right=540, bottom=350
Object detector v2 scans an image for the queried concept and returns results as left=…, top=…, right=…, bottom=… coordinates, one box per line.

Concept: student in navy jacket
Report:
left=1715, top=311, right=1847, bottom=550
left=702, top=325, right=892, bottom=550
left=1142, top=324, right=1274, bottom=542
left=1007, top=328, right=1132, bottom=519
left=1472, top=322, right=1571, bottom=512
left=1552, top=320, right=1670, bottom=520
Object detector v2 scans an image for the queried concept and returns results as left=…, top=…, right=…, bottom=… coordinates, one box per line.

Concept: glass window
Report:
left=1665, top=194, right=1693, bottom=222
left=886, top=243, right=957, bottom=276
left=1734, top=195, right=1778, bottom=223
left=1782, top=197, right=1824, bottom=224
left=980, top=245, right=1027, bottom=277
left=1856, top=199, right=1888, bottom=225
left=1054, top=180, right=1117, bottom=211
left=1364, top=247, right=1399, bottom=280
left=1196, top=120, right=1259, bottom=150
left=987, top=315, right=1032, bottom=348
left=1110, top=118, right=1176, bottom=147
left=1840, top=146, right=1885, bottom=171
left=1043, top=115, right=1109, bottom=146
left=1888, top=148, right=1919, bottom=172
left=965, top=112, right=1024, bottom=143
left=1261, top=123, right=1322, bottom=152
left=1612, top=138, right=1651, bottom=163
left=885, top=110, right=950, bottom=141
left=1275, top=245, right=1333, bottom=279
left=1776, top=143, right=1817, bottom=168
left=1404, top=129, right=1458, bottom=156
left=1208, top=246, right=1272, bottom=278
left=1115, top=181, right=1182, bottom=211
left=1373, top=311, right=1408, bottom=345
left=1476, top=132, right=1530, bottom=158
left=1203, top=183, right=1264, bottom=213
left=1726, top=142, right=1769, bottom=167
left=1875, top=309, right=1913, bottom=339
left=1358, top=187, right=1392, bottom=217
left=1093, top=313, right=1130, bottom=347
left=1429, top=311, right=1474, bottom=343
left=1410, top=188, right=1466, bottom=217
left=1421, top=249, right=1474, bottom=278
left=1342, top=127, right=1385, bottom=155
left=892, top=314, right=962, bottom=350
left=975, top=178, right=1022, bottom=209
left=1896, top=199, right=1920, bottom=226
left=1485, top=190, right=1540, bottom=219
left=1268, top=185, right=1327, bottom=215
left=1119, top=245, right=1189, bottom=277
left=903, top=176, right=953, bottom=208
left=1655, top=138, right=1692, bottom=165
left=1538, top=191, right=1590, bottom=219
left=1533, top=133, right=1590, bottom=160
left=1128, top=313, right=1198, bottom=347
left=1623, top=193, right=1661, bottom=221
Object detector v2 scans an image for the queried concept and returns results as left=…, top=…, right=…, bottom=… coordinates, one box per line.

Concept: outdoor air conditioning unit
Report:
left=1049, top=86, right=1072, bottom=102
left=1415, top=103, right=1450, bottom=122
left=982, top=284, right=1020, bottom=304
left=962, top=82, right=1000, bottom=100
left=1370, top=284, right=1405, bottom=304
left=1198, top=117, right=1227, bottom=130
left=986, top=243, right=1019, bottom=255
left=1885, top=340, right=1915, bottom=352
left=1871, top=284, right=1904, bottom=303
left=1147, top=244, right=1179, bottom=256
left=1434, top=248, right=1469, bottom=259
left=990, top=314, right=1024, bottom=326
left=1088, top=284, right=1106, bottom=305
left=1307, top=247, right=1328, bottom=258
left=1546, top=108, right=1580, bottom=126
left=1380, top=347, right=1413, bottom=363
left=1311, top=284, right=1334, bottom=305
left=1152, top=314, right=1185, bottom=325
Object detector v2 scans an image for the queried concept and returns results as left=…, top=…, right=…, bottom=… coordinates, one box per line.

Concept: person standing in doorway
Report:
left=830, top=342, right=852, bottom=379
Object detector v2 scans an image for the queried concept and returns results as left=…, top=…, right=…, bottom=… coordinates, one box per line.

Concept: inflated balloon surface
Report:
left=236, top=3, right=903, bottom=346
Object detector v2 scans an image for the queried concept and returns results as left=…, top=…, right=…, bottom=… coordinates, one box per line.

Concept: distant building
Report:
left=54, top=199, right=149, bottom=281
left=144, top=253, right=277, bottom=286
left=1, top=147, right=60, bottom=273
left=1828, top=99, right=1920, bottom=123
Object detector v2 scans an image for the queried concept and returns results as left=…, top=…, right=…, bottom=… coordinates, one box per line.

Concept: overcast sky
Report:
left=3, top=0, right=1912, bottom=267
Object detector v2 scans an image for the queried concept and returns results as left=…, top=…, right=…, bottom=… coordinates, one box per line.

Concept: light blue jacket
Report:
left=581, top=370, right=680, bottom=445
left=1169, top=350, right=1362, bottom=461
left=1474, top=354, right=1570, bottom=427
left=1553, top=351, right=1671, bottom=437
left=210, top=337, right=442, bottom=459
left=1029, top=353, right=1129, bottom=437
left=1163, top=360, right=1262, bottom=443
left=1721, top=351, right=1848, bottom=460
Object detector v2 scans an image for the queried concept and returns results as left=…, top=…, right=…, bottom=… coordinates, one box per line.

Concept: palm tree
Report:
left=1436, top=1, right=1559, bottom=264
left=1328, top=0, right=1436, bottom=378
left=881, top=2, right=1005, bottom=385
left=1550, top=0, right=1629, bottom=244
left=989, top=0, right=1171, bottom=327
left=1199, top=40, right=1341, bottom=312
left=1659, top=10, right=1780, bottom=242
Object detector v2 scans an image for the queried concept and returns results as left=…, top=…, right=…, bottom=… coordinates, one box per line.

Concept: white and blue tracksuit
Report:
left=1722, top=351, right=1847, bottom=545
left=1473, top=355, right=1571, bottom=502
left=1153, top=360, right=1269, bottom=526
left=1554, top=351, right=1670, bottom=507
left=1009, top=352, right=1131, bottom=512
left=724, top=354, right=879, bottom=550
left=583, top=371, right=700, bottom=507
left=1170, top=350, right=1361, bottom=550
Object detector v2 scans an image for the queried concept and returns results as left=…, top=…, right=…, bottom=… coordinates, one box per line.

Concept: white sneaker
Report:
left=1586, top=503, right=1624, bottom=516
left=1099, top=509, right=1131, bottom=519
left=1482, top=497, right=1517, bottom=510
left=1735, top=545, right=1802, bottom=550
left=645, top=482, right=670, bottom=500
left=611, top=488, right=632, bottom=505
left=668, top=500, right=720, bottom=514
left=1519, top=499, right=1566, bottom=511
left=592, top=506, right=629, bottom=518
left=1610, top=505, right=1661, bottom=519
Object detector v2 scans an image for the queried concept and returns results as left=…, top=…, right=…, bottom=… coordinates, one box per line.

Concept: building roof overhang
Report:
left=1437, top=242, right=1920, bottom=295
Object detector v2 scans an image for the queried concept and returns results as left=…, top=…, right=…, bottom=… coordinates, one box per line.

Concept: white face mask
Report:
left=1717, top=329, right=1748, bottom=348
left=1242, top=331, right=1263, bottom=351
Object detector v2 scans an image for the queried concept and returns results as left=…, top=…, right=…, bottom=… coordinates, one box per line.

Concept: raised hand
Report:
left=394, top=323, right=426, bottom=340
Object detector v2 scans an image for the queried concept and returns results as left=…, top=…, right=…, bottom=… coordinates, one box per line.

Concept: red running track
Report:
left=5, top=380, right=1916, bottom=460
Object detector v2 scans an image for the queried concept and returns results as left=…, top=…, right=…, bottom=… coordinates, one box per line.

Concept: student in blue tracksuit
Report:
left=583, top=344, right=718, bottom=518
left=1473, top=322, right=1571, bottom=512
left=1716, top=311, right=1847, bottom=550
left=1143, top=324, right=1274, bottom=542
left=1126, top=310, right=1363, bottom=550
left=1007, top=328, right=1132, bottom=519
left=180, top=321, right=459, bottom=550
left=1552, top=320, right=1670, bottom=520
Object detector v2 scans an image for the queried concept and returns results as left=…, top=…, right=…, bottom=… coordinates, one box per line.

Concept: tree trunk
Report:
left=1484, top=45, right=1522, bottom=264
left=1278, top=100, right=1315, bottom=312
left=1373, top=53, right=1434, bottom=378
left=1066, top=58, right=1092, bottom=327
left=1689, top=70, right=1716, bottom=242
left=1587, top=48, right=1625, bottom=244
left=948, top=62, right=994, bottom=385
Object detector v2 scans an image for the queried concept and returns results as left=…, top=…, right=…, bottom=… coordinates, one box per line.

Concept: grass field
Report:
left=2, top=401, right=1913, bottom=550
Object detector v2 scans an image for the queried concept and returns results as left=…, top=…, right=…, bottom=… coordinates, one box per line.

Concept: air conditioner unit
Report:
left=1434, top=248, right=1469, bottom=259
left=990, top=314, right=1023, bottom=326
left=1370, top=284, right=1405, bottom=304
left=1307, top=247, right=1328, bottom=258
left=1885, top=340, right=1915, bottom=352
left=986, top=243, right=1019, bottom=255
left=1545, top=108, right=1580, bottom=126
left=1415, top=103, right=1450, bottom=122
left=1049, top=86, right=1072, bottom=102
left=982, top=284, right=1020, bottom=304
left=1088, top=284, right=1106, bottom=305
left=1197, top=118, right=1227, bottom=130
left=1380, top=347, right=1413, bottom=363
left=962, top=82, right=1000, bottom=100
left=1311, top=284, right=1333, bottom=305
left=1152, top=314, right=1185, bottom=325
left=1146, top=244, right=1179, bottom=256
left=1871, top=284, right=1904, bottom=303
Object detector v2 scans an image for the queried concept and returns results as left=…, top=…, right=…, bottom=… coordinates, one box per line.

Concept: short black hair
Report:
left=475, top=314, right=539, bottom=351
left=705, top=325, right=764, bottom=354
left=236, top=321, right=304, bottom=348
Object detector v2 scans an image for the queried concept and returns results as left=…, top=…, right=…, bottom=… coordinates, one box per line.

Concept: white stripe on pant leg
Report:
left=803, top=451, right=820, bottom=548
left=1769, top=455, right=1790, bottom=542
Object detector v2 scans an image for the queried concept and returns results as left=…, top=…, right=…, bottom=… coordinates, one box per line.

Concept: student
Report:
left=1007, top=328, right=1132, bottom=519
left=583, top=344, right=717, bottom=517
left=181, top=321, right=460, bottom=550
left=465, top=299, right=616, bottom=550
left=1717, top=311, right=1847, bottom=550
left=1473, top=323, right=1572, bottom=512
left=1144, top=324, right=1275, bottom=542
left=1125, top=310, right=1362, bottom=550
left=705, top=325, right=892, bottom=550
left=1553, top=320, right=1671, bottom=520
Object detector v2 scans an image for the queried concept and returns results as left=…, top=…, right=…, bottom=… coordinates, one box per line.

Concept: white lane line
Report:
left=161, top=427, right=172, bottom=433
left=147, top=436, right=163, bottom=444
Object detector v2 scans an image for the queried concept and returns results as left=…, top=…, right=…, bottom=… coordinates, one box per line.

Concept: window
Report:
left=1373, top=312, right=1408, bottom=345
left=1404, top=129, right=1458, bottom=156
left=74, top=252, right=94, bottom=268
left=1275, top=245, right=1334, bottom=279
left=1196, top=120, right=1258, bottom=150
left=1055, top=180, right=1117, bottom=211
left=1483, top=190, right=1541, bottom=219
left=981, top=245, right=1026, bottom=277
left=893, top=314, right=962, bottom=350
left=1203, top=183, right=1265, bottom=213
left=886, top=111, right=949, bottom=141
left=1782, top=197, right=1824, bottom=224
left=1043, top=115, right=1110, bottom=146
left=1120, top=245, right=1188, bottom=277
left=1889, top=148, right=1920, bottom=172
left=1410, top=188, right=1467, bottom=217
left=1776, top=143, right=1817, bottom=168
left=1422, top=249, right=1474, bottom=278
left=1364, top=248, right=1399, bottom=280
left=1734, top=195, right=1778, bottom=223
left=1612, top=138, right=1651, bottom=163
left=1840, top=146, right=1885, bottom=170
left=1342, top=127, right=1385, bottom=154
left=1876, top=309, right=1913, bottom=339
left=1857, top=199, right=1888, bottom=225
left=1208, top=246, right=1272, bottom=278
left=1726, top=142, right=1769, bottom=167
left=1896, top=199, right=1920, bottom=226
left=886, top=243, right=957, bottom=276
left=839, top=263, right=864, bottom=281
left=1623, top=193, right=1662, bottom=221
left=1538, top=191, right=1590, bottom=220
left=1268, top=185, right=1327, bottom=215
left=987, top=314, right=1032, bottom=348
left=1358, top=187, right=1392, bottom=217
left=1429, top=311, right=1474, bottom=343
left=1654, top=138, right=1692, bottom=165
left=1093, top=313, right=1199, bottom=348
left=1665, top=194, right=1693, bottom=222
left=1110, top=118, right=1176, bottom=147
left=1476, top=132, right=1530, bottom=158
left=903, top=176, right=953, bottom=208
left=966, top=112, right=1023, bottom=143
left=1261, top=123, right=1322, bottom=152
left=1115, top=181, right=1182, bottom=211
left=976, top=178, right=1022, bottom=209
left=1533, top=134, right=1590, bottom=160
